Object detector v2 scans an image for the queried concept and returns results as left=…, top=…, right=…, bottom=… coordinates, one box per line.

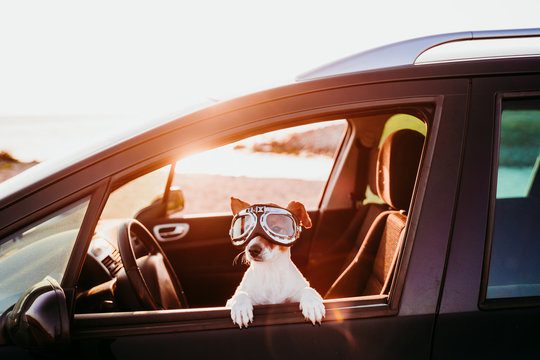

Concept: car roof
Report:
left=297, top=28, right=540, bottom=81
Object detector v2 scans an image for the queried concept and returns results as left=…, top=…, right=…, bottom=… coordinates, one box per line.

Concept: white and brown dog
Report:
left=226, top=197, right=325, bottom=328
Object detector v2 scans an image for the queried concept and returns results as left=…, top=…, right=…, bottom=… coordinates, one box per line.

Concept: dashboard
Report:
left=75, top=221, right=127, bottom=313
left=88, top=236, right=123, bottom=277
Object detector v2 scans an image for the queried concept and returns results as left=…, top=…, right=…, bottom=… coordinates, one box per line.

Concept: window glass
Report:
left=487, top=97, right=540, bottom=300
left=101, top=165, right=171, bottom=219
left=0, top=197, right=90, bottom=312
left=173, top=120, right=347, bottom=215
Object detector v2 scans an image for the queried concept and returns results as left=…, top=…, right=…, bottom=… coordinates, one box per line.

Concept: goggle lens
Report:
left=231, top=214, right=255, bottom=239
left=265, top=214, right=295, bottom=238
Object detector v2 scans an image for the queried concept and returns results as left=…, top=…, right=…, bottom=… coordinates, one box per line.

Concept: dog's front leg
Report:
left=299, top=287, right=325, bottom=325
left=226, top=291, right=253, bottom=328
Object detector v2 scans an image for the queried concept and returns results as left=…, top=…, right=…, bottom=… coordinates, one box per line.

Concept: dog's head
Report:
left=230, top=197, right=312, bottom=263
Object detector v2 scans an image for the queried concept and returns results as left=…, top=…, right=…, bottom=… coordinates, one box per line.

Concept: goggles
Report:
left=229, top=205, right=301, bottom=247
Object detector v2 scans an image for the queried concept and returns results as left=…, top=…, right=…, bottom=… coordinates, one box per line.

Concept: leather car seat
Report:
left=325, top=129, right=424, bottom=298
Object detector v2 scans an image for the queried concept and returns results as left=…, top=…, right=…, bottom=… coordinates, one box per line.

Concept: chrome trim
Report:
left=153, top=223, right=190, bottom=242
left=297, top=28, right=540, bottom=81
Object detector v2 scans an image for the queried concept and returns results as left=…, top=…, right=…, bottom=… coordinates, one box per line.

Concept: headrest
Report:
left=376, top=129, right=424, bottom=210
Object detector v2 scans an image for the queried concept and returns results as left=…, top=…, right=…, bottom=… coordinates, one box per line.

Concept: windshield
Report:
left=0, top=197, right=90, bottom=312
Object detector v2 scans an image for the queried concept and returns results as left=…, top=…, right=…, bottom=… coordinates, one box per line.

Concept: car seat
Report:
left=325, top=129, right=424, bottom=298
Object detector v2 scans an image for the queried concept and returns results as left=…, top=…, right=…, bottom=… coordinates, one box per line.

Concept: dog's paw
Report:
left=227, top=292, right=253, bottom=328
left=299, top=287, right=325, bottom=325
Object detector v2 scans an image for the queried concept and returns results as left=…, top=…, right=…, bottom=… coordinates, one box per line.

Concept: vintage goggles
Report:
left=229, top=205, right=301, bottom=247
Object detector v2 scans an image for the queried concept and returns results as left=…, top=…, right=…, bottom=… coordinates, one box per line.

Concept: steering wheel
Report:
left=117, top=219, right=188, bottom=310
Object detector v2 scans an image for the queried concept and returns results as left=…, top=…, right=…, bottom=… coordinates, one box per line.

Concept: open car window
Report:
left=76, top=109, right=429, bottom=323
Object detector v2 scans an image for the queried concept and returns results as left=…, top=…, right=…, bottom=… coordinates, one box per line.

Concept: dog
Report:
left=225, top=197, right=325, bottom=328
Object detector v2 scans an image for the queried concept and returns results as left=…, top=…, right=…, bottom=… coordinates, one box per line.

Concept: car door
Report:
left=432, top=73, right=540, bottom=358
left=70, top=74, right=469, bottom=359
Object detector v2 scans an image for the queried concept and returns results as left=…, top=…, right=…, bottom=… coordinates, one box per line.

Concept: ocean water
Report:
left=0, top=116, right=147, bottom=162
left=0, top=117, right=335, bottom=182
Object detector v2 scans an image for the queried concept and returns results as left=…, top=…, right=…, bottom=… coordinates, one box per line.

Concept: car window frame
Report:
left=70, top=95, right=441, bottom=338
left=480, top=91, right=540, bottom=310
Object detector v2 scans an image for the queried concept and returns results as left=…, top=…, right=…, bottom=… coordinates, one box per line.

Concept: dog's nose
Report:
left=248, top=244, right=262, bottom=257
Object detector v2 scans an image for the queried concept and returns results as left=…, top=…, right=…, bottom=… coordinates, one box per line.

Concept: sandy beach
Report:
left=100, top=171, right=325, bottom=220
left=0, top=152, right=37, bottom=183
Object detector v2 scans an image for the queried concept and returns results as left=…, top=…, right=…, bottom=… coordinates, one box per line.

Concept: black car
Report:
left=0, top=29, right=539, bottom=359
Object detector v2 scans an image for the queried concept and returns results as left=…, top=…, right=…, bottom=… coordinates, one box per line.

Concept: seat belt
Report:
left=349, top=138, right=371, bottom=209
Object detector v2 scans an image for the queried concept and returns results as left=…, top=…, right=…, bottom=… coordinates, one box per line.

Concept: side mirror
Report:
left=136, top=186, right=185, bottom=223
left=3, top=276, right=69, bottom=348
left=166, top=186, right=185, bottom=214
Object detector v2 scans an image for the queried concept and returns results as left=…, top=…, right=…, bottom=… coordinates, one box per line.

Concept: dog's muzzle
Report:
left=229, top=205, right=301, bottom=247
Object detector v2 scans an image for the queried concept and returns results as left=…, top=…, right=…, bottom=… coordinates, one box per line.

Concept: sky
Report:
left=0, top=0, right=539, bottom=160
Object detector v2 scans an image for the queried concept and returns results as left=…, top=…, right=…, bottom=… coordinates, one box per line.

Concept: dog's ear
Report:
left=230, top=197, right=251, bottom=215
left=287, top=201, right=312, bottom=229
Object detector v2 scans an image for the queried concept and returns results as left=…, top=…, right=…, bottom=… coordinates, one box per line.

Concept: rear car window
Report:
left=486, top=97, right=540, bottom=300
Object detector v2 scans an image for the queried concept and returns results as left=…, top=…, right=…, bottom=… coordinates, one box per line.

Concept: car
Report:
left=0, top=28, right=539, bottom=359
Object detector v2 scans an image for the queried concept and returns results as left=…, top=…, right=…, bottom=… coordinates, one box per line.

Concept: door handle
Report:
left=153, top=223, right=190, bottom=242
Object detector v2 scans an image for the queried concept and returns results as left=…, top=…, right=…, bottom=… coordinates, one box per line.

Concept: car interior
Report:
left=74, top=107, right=430, bottom=314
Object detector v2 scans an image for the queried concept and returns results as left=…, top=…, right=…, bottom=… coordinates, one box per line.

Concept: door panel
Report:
left=74, top=314, right=434, bottom=359
left=143, top=214, right=239, bottom=307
